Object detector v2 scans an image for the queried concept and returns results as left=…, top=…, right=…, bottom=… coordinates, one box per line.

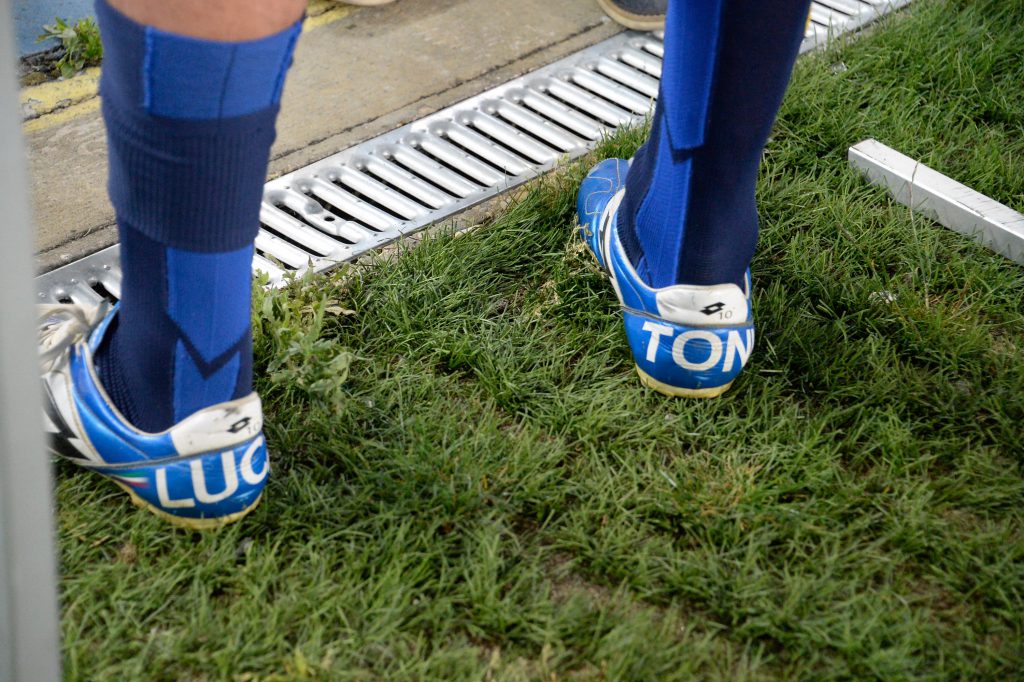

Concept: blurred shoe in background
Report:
left=597, top=0, right=668, bottom=31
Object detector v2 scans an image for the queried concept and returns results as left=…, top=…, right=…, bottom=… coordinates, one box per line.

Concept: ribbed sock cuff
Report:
left=96, top=0, right=299, bottom=252
left=103, top=100, right=278, bottom=252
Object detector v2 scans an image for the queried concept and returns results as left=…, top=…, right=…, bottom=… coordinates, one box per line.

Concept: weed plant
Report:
left=36, top=16, right=102, bottom=79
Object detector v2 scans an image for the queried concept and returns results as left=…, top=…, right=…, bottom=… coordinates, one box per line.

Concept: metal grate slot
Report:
left=323, top=179, right=413, bottom=228
left=268, top=200, right=344, bottom=243
left=481, top=99, right=583, bottom=153
left=380, top=144, right=481, bottom=198
left=37, top=1, right=914, bottom=301
left=509, top=88, right=605, bottom=141
left=255, top=231, right=312, bottom=270
left=252, top=253, right=287, bottom=284
left=590, top=57, right=660, bottom=99
left=546, top=76, right=635, bottom=126
left=638, top=38, right=664, bottom=59
left=356, top=156, right=455, bottom=209
left=614, top=45, right=663, bottom=79
left=330, top=166, right=429, bottom=220
left=570, top=67, right=653, bottom=115
left=40, top=259, right=122, bottom=305
left=305, top=179, right=400, bottom=232
left=433, top=122, right=533, bottom=176
left=408, top=133, right=507, bottom=187
left=258, top=223, right=329, bottom=262
left=810, top=4, right=851, bottom=31
left=259, top=205, right=348, bottom=258
left=269, top=188, right=348, bottom=238
left=89, top=280, right=119, bottom=304
left=817, top=0, right=863, bottom=15
left=57, top=280, right=104, bottom=306
left=282, top=194, right=378, bottom=245
left=458, top=111, right=560, bottom=165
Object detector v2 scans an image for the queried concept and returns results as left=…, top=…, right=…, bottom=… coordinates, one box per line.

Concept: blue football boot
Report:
left=38, top=303, right=269, bottom=529
left=577, top=158, right=755, bottom=398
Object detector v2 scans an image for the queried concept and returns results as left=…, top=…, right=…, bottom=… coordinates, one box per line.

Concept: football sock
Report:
left=618, top=0, right=812, bottom=289
left=93, top=0, right=300, bottom=432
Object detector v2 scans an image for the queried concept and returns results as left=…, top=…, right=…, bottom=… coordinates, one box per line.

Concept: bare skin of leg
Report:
left=108, top=0, right=308, bottom=41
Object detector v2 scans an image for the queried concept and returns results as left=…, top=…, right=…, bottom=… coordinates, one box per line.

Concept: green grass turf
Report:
left=56, top=0, right=1024, bottom=679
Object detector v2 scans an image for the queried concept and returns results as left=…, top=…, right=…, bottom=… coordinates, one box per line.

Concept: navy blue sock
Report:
left=93, top=0, right=300, bottom=432
left=619, top=0, right=811, bottom=289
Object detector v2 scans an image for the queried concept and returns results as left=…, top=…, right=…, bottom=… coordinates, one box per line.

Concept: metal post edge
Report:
left=0, top=0, right=62, bottom=679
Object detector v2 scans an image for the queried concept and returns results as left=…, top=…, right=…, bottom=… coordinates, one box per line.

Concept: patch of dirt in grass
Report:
left=481, top=643, right=606, bottom=682
left=546, top=552, right=617, bottom=607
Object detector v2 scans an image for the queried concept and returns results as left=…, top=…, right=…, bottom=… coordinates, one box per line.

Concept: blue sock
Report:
left=619, top=0, right=811, bottom=289
left=93, top=0, right=300, bottom=432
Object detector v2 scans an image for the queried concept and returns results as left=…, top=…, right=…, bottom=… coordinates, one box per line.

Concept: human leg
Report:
left=40, top=0, right=304, bottom=527
left=577, top=0, right=811, bottom=397
left=620, top=0, right=811, bottom=289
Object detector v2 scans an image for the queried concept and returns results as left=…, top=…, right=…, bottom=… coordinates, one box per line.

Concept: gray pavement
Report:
left=27, top=0, right=621, bottom=272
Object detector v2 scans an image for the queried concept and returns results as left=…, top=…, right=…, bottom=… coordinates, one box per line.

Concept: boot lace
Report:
left=38, top=302, right=109, bottom=374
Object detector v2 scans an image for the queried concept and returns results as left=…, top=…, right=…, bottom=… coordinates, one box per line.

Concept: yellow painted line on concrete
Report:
left=20, top=66, right=100, bottom=120
left=23, top=97, right=101, bottom=134
left=305, top=0, right=355, bottom=31
left=21, top=2, right=355, bottom=134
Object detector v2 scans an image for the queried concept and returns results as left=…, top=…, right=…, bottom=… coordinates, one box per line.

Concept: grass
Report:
left=56, top=0, right=1024, bottom=679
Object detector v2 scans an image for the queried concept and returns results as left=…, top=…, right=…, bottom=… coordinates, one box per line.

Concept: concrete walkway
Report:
left=24, top=0, right=621, bottom=272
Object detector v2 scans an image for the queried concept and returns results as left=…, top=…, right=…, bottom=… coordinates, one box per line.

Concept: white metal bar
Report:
left=849, top=139, right=1024, bottom=264
left=0, top=0, right=62, bottom=678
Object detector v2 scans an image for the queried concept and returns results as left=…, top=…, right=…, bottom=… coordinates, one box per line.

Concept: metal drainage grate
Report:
left=35, top=0, right=910, bottom=304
